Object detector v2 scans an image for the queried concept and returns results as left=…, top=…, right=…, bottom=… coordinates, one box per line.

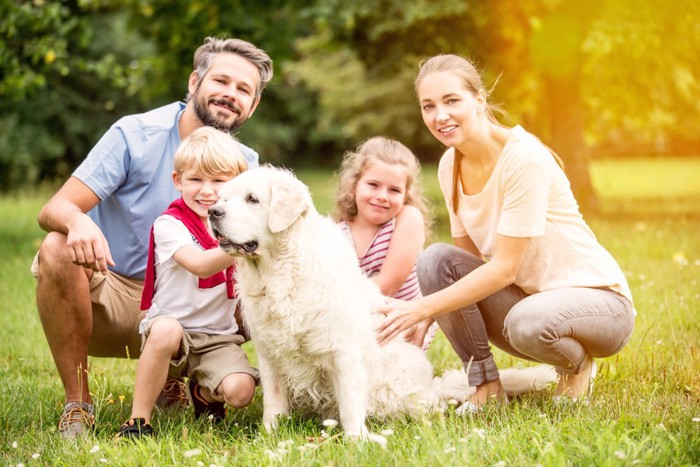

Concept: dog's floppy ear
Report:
left=268, top=172, right=310, bottom=233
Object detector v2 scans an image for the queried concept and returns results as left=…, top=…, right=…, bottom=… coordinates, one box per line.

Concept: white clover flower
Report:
left=11, top=441, right=18, bottom=448
left=90, top=445, right=100, bottom=454
left=31, top=454, right=40, bottom=460
left=279, top=439, right=295, bottom=448
left=184, top=449, right=202, bottom=458
left=322, top=419, right=339, bottom=428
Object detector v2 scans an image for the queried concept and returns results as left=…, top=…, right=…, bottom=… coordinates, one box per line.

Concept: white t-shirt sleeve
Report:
left=497, top=145, right=551, bottom=238
left=153, top=215, right=197, bottom=265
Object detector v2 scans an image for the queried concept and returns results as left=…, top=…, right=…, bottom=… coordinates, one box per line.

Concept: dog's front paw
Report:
left=344, top=424, right=371, bottom=441
left=262, top=412, right=281, bottom=432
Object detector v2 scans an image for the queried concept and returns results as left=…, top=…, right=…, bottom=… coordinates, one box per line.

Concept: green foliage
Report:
left=0, top=2, right=153, bottom=190
left=1, top=0, right=699, bottom=192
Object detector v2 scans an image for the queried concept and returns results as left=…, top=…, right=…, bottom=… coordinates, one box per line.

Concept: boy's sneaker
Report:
left=58, top=402, right=95, bottom=439
left=188, top=379, right=226, bottom=423
left=116, top=418, right=154, bottom=439
left=156, top=378, right=190, bottom=409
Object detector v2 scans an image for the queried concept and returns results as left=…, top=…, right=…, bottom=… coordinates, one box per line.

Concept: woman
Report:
left=377, top=54, right=635, bottom=412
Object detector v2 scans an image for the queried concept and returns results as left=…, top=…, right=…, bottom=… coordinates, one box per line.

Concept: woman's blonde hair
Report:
left=333, top=136, right=432, bottom=236
left=415, top=54, right=564, bottom=214
left=174, top=126, right=247, bottom=177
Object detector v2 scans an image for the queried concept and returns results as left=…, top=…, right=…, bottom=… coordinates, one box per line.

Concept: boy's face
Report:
left=173, top=168, right=236, bottom=220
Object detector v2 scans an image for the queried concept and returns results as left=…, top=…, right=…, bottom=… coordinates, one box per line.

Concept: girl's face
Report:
left=354, top=160, right=408, bottom=226
left=417, top=71, right=485, bottom=147
left=173, top=167, right=235, bottom=221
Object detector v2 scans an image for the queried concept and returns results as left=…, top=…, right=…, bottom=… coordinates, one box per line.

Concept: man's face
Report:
left=189, top=52, right=261, bottom=132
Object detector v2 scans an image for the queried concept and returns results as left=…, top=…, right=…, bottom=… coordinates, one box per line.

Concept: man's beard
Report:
left=192, top=89, right=247, bottom=133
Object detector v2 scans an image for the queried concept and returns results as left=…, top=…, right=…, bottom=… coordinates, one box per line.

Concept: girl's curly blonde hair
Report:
left=333, top=136, right=432, bottom=237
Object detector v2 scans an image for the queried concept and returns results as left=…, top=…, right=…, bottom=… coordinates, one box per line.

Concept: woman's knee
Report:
left=503, top=310, right=551, bottom=354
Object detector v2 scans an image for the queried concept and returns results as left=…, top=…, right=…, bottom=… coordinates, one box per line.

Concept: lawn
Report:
left=1, top=157, right=698, bottom=466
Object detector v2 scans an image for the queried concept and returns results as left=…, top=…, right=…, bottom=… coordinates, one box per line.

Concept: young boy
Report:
left=117, top=127, right=257, bottom=438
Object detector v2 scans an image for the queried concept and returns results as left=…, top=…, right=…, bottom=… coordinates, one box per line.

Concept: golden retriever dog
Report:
left=209, top=165, right=555, bottom=439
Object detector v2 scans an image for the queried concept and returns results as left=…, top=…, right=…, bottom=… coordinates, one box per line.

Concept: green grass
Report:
left=1, top=157, right=699, bottom=465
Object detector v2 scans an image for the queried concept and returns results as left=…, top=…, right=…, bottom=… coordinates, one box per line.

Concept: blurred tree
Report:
left=0, top=0, right=151, bottom=190
left=1, top=0, right=697, bottom=202
left=288, top=0, right=700, bottom=214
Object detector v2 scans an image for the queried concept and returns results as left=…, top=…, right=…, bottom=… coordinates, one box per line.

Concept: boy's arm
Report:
left=171, top=245, right=235, bottom=279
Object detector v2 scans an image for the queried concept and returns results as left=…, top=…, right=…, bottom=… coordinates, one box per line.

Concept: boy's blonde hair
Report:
left=333, top=136, right=432, bottom=236
left=173, top=126, right=247, bottom=177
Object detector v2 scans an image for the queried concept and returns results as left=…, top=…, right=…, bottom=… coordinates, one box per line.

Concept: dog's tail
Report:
left=432, top=365, right=558, bottom=403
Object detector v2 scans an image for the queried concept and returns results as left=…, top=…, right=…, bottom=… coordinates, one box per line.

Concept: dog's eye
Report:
left=246, top=193, right=259, bottom=204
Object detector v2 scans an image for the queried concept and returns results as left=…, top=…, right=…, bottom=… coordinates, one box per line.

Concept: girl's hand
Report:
left=376, top=298, right=422, bottom=346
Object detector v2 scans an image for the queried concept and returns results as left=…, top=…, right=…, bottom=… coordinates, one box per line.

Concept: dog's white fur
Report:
left=209, top=166, right=556, bottom=438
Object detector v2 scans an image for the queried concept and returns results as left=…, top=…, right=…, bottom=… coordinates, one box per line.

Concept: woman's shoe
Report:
left=553, top=360, right=597, bottom=404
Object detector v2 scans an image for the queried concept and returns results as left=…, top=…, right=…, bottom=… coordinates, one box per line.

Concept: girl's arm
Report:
left=172, top=245, right=235, bottom=279
left=371, top=205, right=425, bottom=296
left=377, top=233, right=531, bottom=344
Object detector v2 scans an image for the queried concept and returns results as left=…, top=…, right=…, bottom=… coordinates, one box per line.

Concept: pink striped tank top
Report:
left=339, top=218, right=421, bottom=301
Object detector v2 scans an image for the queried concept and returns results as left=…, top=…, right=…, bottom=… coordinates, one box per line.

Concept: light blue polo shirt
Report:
left=73, top=101, right=259, bottom=279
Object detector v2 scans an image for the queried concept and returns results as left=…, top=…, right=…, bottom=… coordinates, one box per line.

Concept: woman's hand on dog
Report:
left=376, top=298, right=424, bottom=346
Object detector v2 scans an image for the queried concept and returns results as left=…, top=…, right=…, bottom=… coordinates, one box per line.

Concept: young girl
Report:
left=376, top=55, right=635, bottom=412
left=334, top=136, right=437, bottom=350
left=118, top=127, right=257, bottom=438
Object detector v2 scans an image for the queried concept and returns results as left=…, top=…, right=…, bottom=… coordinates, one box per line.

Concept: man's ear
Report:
left=187, top=70, right=200, bottom=96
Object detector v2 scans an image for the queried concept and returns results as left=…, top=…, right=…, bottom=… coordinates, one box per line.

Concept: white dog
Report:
left=209, top=165, right=555, bottom=438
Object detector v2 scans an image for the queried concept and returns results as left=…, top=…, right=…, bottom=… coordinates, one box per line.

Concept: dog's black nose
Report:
left=209, top=206, right=225, bottom=219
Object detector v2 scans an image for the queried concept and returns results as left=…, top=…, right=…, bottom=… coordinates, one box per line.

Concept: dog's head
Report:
left=209, top=165, right=313, bottom=258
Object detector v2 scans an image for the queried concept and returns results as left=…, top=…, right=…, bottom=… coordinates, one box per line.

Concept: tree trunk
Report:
left=543, top=74, right=600, bottom=216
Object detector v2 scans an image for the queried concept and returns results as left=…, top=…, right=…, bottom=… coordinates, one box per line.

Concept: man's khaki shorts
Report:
left=141, top=317, right=259, bottom=394
left=32, top=253, right=145, bottom=359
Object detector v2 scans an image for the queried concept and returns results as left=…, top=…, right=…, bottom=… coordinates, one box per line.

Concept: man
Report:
left=33, top=37, right=273, bottom=438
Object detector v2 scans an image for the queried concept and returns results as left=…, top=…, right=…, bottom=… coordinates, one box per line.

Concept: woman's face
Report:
left=417, top=71, right=484, bottom=147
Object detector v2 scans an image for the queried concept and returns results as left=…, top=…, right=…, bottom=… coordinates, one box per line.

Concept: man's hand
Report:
left=66, top=214, right=114, bottom=273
